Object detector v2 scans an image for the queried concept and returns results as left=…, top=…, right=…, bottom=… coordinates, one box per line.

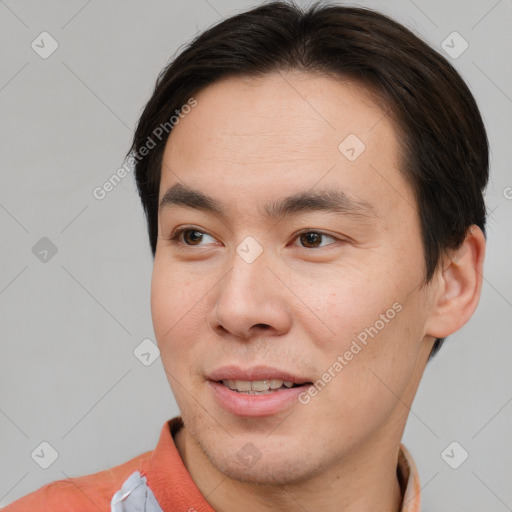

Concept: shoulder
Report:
left=2, top=450, right=152, bottom=512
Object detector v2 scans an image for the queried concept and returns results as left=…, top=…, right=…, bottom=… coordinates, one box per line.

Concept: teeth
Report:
left=251, top=379, right=274, bottom=391
left=269, top=379, right=284, bottom=389
left=235, top=380, right=252, bottom=392
left=221, top=379, right=296, bottom=392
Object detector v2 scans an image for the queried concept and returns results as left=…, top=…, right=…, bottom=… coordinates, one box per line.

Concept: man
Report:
left=4, top=1, right=488, bottom=511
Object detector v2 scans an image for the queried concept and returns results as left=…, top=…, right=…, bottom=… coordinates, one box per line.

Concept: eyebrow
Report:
left=159, top=182, right=378, bottom=219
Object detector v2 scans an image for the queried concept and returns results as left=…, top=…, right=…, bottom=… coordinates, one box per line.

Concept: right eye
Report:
left=171, top=227, right=217, bottom=246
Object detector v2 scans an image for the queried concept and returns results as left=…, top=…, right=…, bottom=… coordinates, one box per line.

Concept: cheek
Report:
left=150, top=259, right=211, bottom=366
left=301, top=302, right=421, bottom=445
left=298, top=262, right=422, bottom=392
left=293, top=263, right=400, bottom=345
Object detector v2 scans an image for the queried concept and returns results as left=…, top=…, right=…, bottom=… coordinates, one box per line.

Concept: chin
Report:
left=209, top=452, right=313, bottom=486
left=198, top=433, right=326, bottom=486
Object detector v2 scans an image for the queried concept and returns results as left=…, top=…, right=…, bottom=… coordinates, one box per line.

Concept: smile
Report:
left=221, top=379, right=299, bottom=394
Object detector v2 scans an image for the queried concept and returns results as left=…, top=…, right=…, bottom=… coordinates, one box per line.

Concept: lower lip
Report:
left=208, top=380, right=312, bottom=417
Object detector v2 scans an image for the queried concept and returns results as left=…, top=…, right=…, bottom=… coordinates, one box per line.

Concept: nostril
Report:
left=253, top=323, right=271, bottom=329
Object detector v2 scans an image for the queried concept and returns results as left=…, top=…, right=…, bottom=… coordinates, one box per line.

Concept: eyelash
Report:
left=169, top=226, right=343, bottom=249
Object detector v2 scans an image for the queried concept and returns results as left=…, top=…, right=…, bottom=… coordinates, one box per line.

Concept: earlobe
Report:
left=424, top=225, right=486, bottom=339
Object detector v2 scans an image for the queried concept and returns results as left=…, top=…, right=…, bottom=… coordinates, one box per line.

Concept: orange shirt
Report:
left=2, top=416, right=421, bottom=511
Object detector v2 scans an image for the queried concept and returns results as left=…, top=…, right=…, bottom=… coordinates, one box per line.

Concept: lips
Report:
left=207, top=364, right=312, bottom=385
left=206, top=364, right=314, bottom=416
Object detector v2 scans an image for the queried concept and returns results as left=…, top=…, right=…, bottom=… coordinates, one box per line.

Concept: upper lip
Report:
left=207, top=365, right=312, bottom=384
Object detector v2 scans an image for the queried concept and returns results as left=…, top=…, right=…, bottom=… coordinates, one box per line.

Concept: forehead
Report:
left=167, top=71, right=393, bottom=157
left=160, top=71, right=410, bottom=220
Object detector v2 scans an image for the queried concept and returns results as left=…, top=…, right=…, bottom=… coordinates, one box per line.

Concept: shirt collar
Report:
left=397, top=442, right=422, bottom=511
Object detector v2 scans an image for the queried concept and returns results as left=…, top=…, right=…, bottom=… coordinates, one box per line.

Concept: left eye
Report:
left=293, top=231, right=337, bottom=248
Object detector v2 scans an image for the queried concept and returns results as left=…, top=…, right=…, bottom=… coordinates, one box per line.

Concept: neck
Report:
left=175, top=425, right=404, bottom=512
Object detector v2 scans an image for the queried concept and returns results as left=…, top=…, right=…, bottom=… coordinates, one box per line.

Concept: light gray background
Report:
left=0, top=0, right=511, bottom=510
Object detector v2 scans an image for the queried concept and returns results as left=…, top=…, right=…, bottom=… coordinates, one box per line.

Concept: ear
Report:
left=424, top=225, right=486, bottom=339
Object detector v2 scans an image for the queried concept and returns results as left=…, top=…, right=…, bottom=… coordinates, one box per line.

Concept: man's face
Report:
left=151, top=72, right=436, bottom=484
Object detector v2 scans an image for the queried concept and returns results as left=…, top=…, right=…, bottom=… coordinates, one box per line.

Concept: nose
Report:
left=209, top=250, right=292, bottom=340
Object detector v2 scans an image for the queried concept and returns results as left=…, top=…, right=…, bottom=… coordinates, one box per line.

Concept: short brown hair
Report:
left=128, top=1, right=489, bottom=359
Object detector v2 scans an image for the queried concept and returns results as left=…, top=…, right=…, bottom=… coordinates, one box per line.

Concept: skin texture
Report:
left=150, top=72, right=485, bottom=512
